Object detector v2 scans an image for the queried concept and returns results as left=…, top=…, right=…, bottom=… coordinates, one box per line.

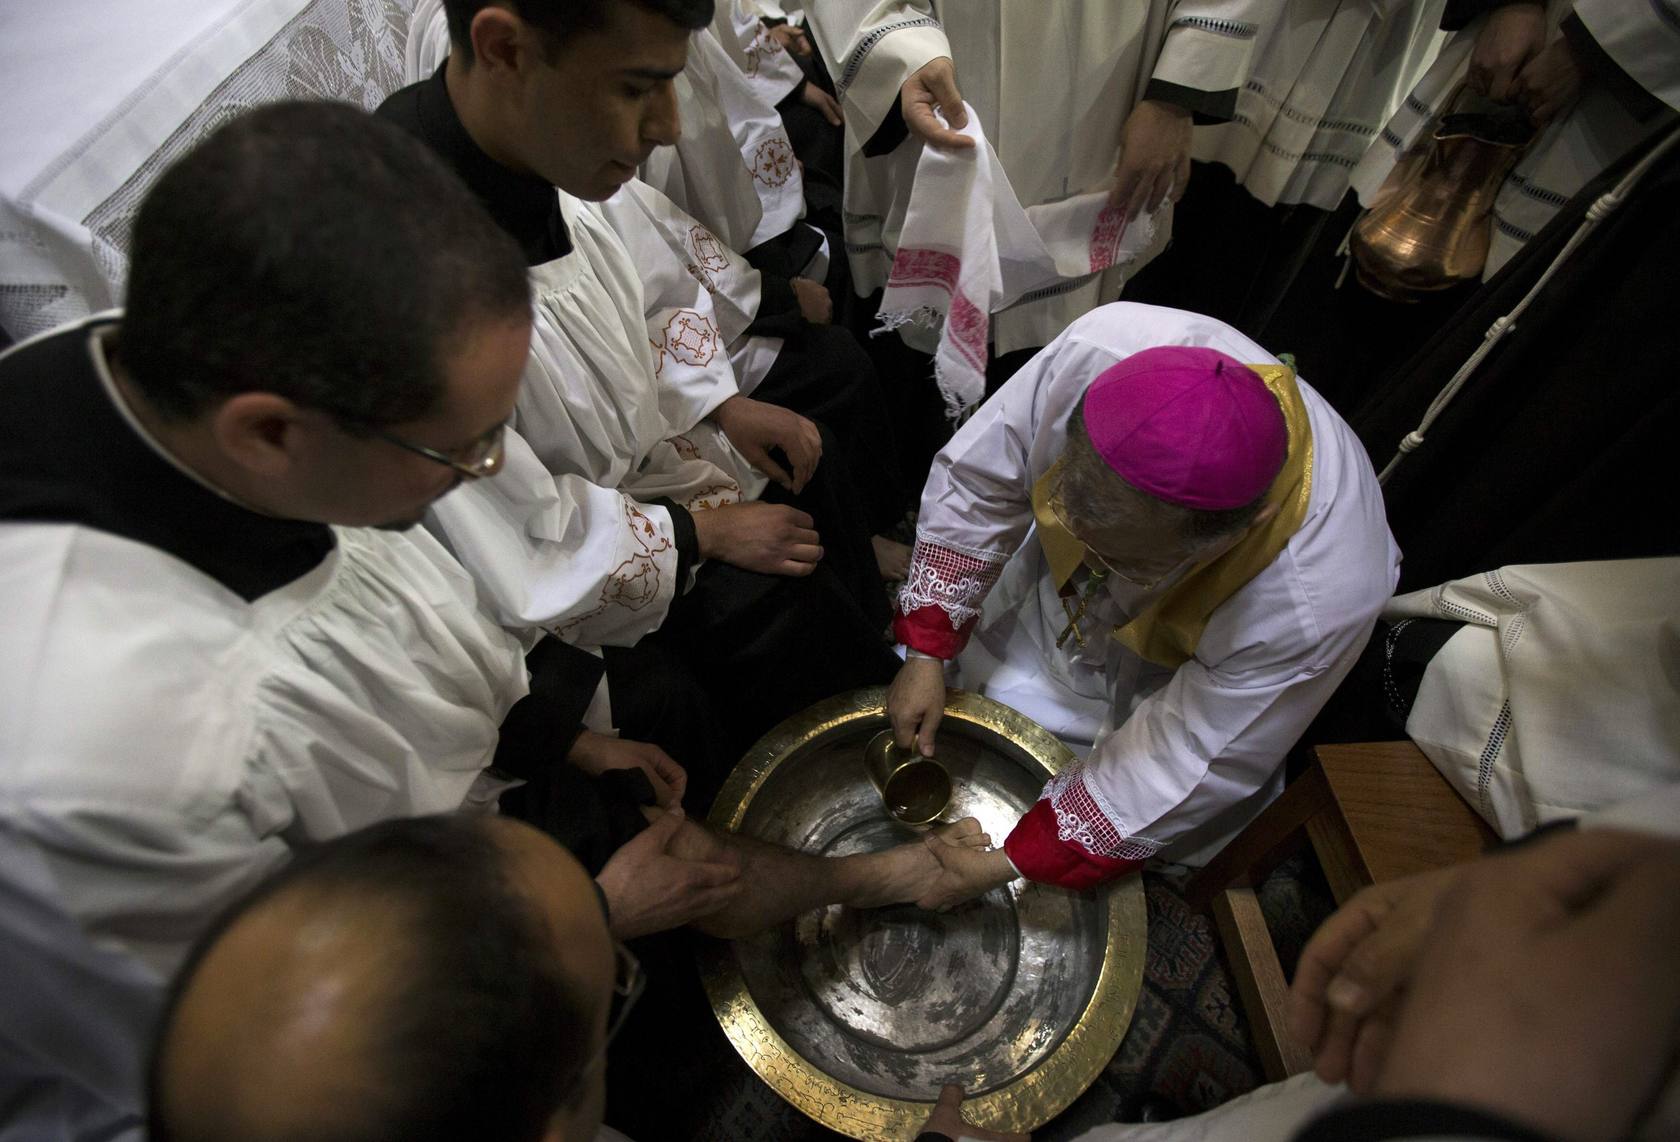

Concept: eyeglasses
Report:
left=375, top=419, right=508, bottom=480
left=559, top=941, right=645, bottom=1099
left=1045, top=479, right=1186, bottom=591
left=602, top=941, right=645, bottom=1047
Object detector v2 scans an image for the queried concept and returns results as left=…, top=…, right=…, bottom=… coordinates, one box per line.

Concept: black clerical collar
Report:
left=385, top=64, right=572, bottom=266
left=0, top=317, right=336, bottom=602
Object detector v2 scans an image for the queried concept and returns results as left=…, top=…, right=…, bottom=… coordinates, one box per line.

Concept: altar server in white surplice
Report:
left=381, top=1, right=904, bottom=751
left=397, top=4, right=912, bottom=580
left=0, top=101, right=970, bottom=1142
left=0, top=103, right=536, bottom=1142
left=886, top=305, right=1399, bottom=904
left=805, top=0, right=1284, bottom=356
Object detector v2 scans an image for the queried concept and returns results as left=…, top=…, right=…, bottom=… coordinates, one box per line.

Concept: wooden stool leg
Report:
left=1186, top=765, right=1330, bottom=910
left=1211, top=886, right=1317, bottom=1082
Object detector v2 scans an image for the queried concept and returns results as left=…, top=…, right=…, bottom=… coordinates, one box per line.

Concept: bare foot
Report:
left=933, top=817, right=994, bottom=850
left=846, top=817, right=990, bottom=907
left=873, top=535, right=912, bottom=581
left=846, top=841, right=936, bottom=908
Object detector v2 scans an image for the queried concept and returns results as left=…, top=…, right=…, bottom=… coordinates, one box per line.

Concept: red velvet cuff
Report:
left=1003, top=800, right=1143, bottom=891
left=892, top=604, right=975, bottom=660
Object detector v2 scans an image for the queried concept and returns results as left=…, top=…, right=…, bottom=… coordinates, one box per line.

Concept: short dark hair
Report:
left=1064, top=398, right=1270, bottom=545
left=445, top=0, right=715, bottom=64
left=148, top=816, right=593, bottom=1142
left=120, top=101, right=529, bottom=426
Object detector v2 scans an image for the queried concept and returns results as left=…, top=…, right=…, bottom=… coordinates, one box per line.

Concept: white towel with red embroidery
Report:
left=876, top=103, right=1159, bottom=420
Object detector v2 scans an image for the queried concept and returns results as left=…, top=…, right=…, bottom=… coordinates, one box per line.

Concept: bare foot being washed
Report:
left=933, top=817, right=993, bottom=850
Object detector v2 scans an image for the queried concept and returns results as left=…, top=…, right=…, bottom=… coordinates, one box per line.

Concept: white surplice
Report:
left=805, top=0, right=1281, bottom=354
left=397, top=26, right=769, bottom=649
left=0, top=325, right=528, bottom=1139
left=1386, top=559, right=1680, bottom=840
left=642, top=26, right=806, bottom=253
left=1192, top=0, right=1449, bottom=209
left=424, top=192, right=765, bottom=648
left=709, top=0, right=806, bottom=107
left=902, top=303, right=1399, bottom=864
left=1348, top=0, right=1680, bottom=279
left=593, top=176, right=783, bottom=404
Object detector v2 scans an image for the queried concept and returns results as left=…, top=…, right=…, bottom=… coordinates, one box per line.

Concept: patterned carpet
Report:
left=605, top=855, right=1336, bottom=1141
left=1035, top=856, right=1335, bottom=1138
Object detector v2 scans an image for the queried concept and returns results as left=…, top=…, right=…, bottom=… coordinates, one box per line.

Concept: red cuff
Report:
left=1003, top=800, right=1143, bottom=891
left=893, top=604, right=976, bottom=660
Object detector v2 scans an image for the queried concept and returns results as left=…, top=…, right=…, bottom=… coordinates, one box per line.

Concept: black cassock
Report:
left=1351, top=121, right=1680, bottom=593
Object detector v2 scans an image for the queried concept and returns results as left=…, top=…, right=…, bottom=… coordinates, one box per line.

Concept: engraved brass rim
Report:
left=702, top=686, right=1148, bottom=1141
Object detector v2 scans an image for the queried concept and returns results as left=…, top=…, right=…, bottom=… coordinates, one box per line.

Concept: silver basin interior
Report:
left=726, top=719, right=1110, bottom=1100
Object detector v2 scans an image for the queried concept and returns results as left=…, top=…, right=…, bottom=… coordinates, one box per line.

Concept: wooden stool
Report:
left=1185, top=741, right=1497, bottom=1080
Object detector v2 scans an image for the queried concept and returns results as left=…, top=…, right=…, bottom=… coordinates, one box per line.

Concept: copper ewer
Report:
left=1350, top=103, right=1534, bottom=301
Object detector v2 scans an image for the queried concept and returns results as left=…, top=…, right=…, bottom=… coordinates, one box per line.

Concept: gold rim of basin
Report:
left=702, top=686, right=1148, bottom=1141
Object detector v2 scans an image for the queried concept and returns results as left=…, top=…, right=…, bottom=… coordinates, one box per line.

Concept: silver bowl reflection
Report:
left=703, top=687, right=1147, bottom=1141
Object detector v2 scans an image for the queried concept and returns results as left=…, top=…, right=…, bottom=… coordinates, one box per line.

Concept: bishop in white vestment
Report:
left=890, top=304, right=1399, bottom=894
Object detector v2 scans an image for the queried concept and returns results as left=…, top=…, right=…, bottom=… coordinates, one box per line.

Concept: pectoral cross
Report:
left=1055, top=565, right=1110, bottom=650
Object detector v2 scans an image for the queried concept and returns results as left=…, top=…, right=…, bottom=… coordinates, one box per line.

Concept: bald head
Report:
left=150, top=816, right=613, bottom=1142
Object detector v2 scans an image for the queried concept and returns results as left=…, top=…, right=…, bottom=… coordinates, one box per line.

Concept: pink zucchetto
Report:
left=1082, top=346, right=1288, bottom=511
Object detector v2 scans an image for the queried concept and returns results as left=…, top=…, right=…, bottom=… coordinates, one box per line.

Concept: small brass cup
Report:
left=862, top=729, right=952, bottom=825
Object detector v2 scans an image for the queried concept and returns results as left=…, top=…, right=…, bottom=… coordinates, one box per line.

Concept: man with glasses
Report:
left=147, top=814, right=639, bottom=1142
left=0, top=97, right=981, bottom=1142
left=887, top=303, right=1399, bottom=906
left=0, top=101, right=543, bottom=1140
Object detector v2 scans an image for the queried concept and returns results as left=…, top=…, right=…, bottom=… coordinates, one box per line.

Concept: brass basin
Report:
left=703, top=686, right=1147, bottom=1140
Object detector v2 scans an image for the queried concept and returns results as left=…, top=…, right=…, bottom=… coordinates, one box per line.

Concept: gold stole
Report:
left=1029, top=364, right=1314, bottom=668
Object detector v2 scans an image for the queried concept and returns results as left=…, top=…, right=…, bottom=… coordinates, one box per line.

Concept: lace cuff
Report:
left=1000, top=769, right=1162, bottom=888
left=1003, top=796, right=1147, bottom=891
left=1043, top=769, right=1165, bottom=863
left=893, top=534, right=1007, bottom=657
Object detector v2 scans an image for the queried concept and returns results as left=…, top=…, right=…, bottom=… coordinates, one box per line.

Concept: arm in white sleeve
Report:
left=589, top=184, right=757, bottom=433
left=804, top=0, right=951, bottom=137
left=1084, top=621, right=1372, bottom=857
left=1569, top=0, right=1680, bottom=116
left=0, top=811, right=289, bottom=1137
left=1148, top=0, right=1286, bottom=122
left=893, top=328, right=1082, bottom=654
left=710, top=0, right=806, bottom=104
left=424, top=427, right=692, bottom=648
